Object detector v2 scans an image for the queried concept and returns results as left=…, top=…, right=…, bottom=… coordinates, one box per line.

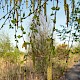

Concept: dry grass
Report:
left=0, top=53, right=80, bottom=80
left=68, top=53, right=80, bottom=68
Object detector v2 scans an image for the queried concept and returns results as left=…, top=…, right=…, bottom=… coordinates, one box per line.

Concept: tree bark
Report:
left=47, top=60, right=52, bottom=80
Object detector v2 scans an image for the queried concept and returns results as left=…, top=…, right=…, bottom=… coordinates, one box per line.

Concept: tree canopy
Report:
left=0, top=0, right=80, bottom=47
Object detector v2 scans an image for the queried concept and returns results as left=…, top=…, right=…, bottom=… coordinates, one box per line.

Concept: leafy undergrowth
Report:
left=0, top=52, right=80, bottom=80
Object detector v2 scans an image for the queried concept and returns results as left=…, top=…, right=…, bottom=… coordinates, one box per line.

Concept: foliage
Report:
left=27, top=15, right=56, bottom=80
left=0, top=33, right=13, bottom=56
left=0, top=32, right=80, bottom=80
left=56, top=43, right=69, bottom=60
left=3, top=48, right=21, bottom=63
left=56, top=1, right=80, bottom=46
left=0, top=32, right=28, bottom=80
left=0, top=0, right=79, bottom=47
left=72, top=45, right=80, bottom=54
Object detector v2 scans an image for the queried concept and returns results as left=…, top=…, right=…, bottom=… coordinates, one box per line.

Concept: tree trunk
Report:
left=47, top=61, right=52, bottom=80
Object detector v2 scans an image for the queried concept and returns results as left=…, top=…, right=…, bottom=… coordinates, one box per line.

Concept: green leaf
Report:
left=11, top=19, right=17, bottom=24
left=51, top=7, right=60, bottom=10
left=62, top=37, right=66, bottom=40
left=3, top=16, right=5, bottom=19
left=56, top=7, right=60, bottom=10
left=53, top=19, right=56, bottom=23
left=23, top=31, right=26, bottom=34
left=78, top=29, right=80, bottom=32
left=21, top=26, right=24, bottom=31
left=28, top=32, right=30, bottom=36
left=23, top=13, right=25, bottom=17
left=25, top=42, right=30, bottom=45
left=22, top=41, right=30, bottom=49
left=15, top=40, right=18, bottom=43
left=50, top=13, right=54, bottom=16
left=72, top=33, right=76, bottom=36
left=33, top=15, right=38, bottom=19
left=30, top=26, right=34, bottom=30
left=51, top=7, right=56, bottom=10
left=66, top=30, right=71, bottom=33
left=75, top=19, right=80, bottom=24
left=34, top=29, right=38, bottom=33
left=17, top=35, right=22, bottom=38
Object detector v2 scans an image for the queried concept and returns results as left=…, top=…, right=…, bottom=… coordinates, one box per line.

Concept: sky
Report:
left=0, top=0, right=77, bottom=52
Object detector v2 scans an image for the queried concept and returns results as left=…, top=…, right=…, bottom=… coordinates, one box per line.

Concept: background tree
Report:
left=0, top=32, right=13, bottom=56
left=72, top=44, right=80, bottom=54
left=0, top=32, right=25, bottom=80
left=56, top=43, right=68, bottom=60
left=27, top=15, right=56, bottom=80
